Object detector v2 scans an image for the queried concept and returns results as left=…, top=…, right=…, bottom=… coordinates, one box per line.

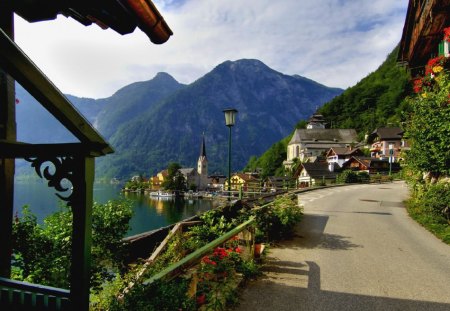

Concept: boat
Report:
left=149, top=190, right=174, bottom=198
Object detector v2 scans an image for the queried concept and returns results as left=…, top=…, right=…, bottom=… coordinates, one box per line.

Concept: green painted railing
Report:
left=0, top=277, right=71, bottom=310
left=143, top=216, right=256, bottom=285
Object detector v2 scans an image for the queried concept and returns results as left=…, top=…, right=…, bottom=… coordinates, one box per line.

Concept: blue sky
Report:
left=14, top=0, right=408, bottom=98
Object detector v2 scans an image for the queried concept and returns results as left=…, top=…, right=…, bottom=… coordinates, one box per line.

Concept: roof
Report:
left=11, top=0, right=173, bottom=44
left=232, top=173, right=259, bottom=182
left=326, top=147, right=363, bottom=157
left=368, top=127, right=403, bottom=143
left=300, top=162, right=337, bottom=179
left=199, top=134, right=207, bottom=158
left=343, top=156, right=396, bottom=168
left=180, top=168, right=196, bottom=175
left=398, top=0, right=450, bottom=70
left=289, top=128, right=358, bottom=145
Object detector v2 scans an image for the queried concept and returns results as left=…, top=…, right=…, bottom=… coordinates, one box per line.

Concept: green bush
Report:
left=253, top=195, right=303, bottom=241
left=419, top=183, right=450, bottom=221
left=12, top=200, right=133, bottom=289
left=336, top=170, right=359, bottom=183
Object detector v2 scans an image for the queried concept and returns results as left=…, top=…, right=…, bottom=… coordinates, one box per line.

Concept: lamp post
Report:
left=223, top=108, right=238, bottom=198
left=388, top=143, right=394, bottom=176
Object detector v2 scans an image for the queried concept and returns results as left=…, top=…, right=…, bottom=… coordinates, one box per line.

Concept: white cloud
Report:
left=13, top=0, right=408, bottom=98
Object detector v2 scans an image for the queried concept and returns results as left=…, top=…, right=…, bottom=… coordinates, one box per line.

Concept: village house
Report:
left=225, top=173, right=261, bottom=192
left=342, top=156, right=400, bottom=175
left=398, top=0, right=450, bottom=76
left=367, top=127, right=407, bottom=161
left=326, top=147, right=364, bottom=168
left=207, top=174, right=227, bottom=191
left=284, top=113, right=358, bottom=168
left=295, top=162, right=339, bottom=188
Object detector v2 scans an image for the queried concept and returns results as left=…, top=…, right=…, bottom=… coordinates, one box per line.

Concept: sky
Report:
left=14, top=0, right=409, bottom=99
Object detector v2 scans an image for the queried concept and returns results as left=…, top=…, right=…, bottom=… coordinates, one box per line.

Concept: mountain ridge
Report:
left=15, top=59, right=343, bottom=179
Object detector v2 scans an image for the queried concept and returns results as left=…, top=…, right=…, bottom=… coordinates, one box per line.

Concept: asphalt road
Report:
left=234, top=182, right=450, bottom=311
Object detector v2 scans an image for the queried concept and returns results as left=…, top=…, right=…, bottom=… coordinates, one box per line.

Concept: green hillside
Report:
left=319, top=46, right=410, bottom=138
left=245, top=46, right=411, bottom=175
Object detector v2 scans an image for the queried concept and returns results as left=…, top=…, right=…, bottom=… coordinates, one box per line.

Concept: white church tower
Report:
left=197, top=133, right=208, bottom=190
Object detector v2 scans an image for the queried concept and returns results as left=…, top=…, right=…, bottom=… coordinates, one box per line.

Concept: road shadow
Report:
left=235, top=261, right=450, bottom=311
left=278, top=214, right=362, bottom=251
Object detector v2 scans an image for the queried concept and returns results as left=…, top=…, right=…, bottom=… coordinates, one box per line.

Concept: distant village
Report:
left=123, top=112, right=407, bottom=195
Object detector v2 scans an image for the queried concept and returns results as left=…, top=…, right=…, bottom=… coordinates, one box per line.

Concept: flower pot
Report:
left=254, top=243, right=265, bottom=257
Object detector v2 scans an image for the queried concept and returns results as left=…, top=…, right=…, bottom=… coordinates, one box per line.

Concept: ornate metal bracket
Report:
left=25, top=156, right=79, bottom=207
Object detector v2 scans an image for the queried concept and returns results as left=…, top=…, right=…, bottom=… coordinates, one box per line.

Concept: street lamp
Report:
left=388, top=143, right=394, bottom=176
left=223, top=108, right=238, bottom=198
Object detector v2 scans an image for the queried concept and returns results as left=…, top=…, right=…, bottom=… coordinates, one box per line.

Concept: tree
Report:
left=161, top=162, right=186, bottom=191
left=404, top=68, right=450, bottom=181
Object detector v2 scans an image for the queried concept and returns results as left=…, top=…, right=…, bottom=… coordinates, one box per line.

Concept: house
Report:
left=342, top=156, right=400, bottom=175
left=295, top=162, right=338, bottom=188
left=326, top=147, right=364, bottom=168
left=284, top=114, right=358, bottom=168
left=225, top=173, right=261, bottom=192
left=208, top=174, right=227, bottom=191
left=1, top=2, right=172, bottom=310
left=367, top=127, right=406, bottom=161
left=398, top=0, right=450, bottom=76
left=150, top=134, right=209, bottom=191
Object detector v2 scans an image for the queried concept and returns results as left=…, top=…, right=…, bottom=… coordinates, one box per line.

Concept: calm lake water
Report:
left=13, top=181, right=214, bottom=237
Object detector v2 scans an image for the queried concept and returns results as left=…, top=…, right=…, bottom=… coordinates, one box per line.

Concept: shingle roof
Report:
left=368, top=127, right=404, bottom=142
left=301, top=162, right=337, bottom=179
left=289, top=128, right=358, bottom=145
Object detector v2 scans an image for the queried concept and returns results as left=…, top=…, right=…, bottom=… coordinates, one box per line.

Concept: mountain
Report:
left=97, top=59, right=342, bottom=178
left=95, top=72, right=185, bottom=138
left=15, top=59, right=342, bottom=179
left=245, top=46, right=411, bottom=177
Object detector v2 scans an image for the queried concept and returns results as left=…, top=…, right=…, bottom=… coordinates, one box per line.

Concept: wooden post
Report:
left=0, top=6, right=16, bottom=278
left=70, top=157, right=94, bottom=311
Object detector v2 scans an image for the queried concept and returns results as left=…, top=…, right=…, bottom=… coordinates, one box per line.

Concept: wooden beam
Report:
left=69, top=157, right=95, bottom=311
left=0, top=28, right=113, bottom=156
left=0, top=7, right=15, bottom=279
left=0, top=140, right=106, bottom=158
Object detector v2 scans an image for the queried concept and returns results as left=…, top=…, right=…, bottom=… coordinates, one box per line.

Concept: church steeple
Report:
left=200, top=132, right=207, bottom=158
left=197, top=133, right=208, bottom=177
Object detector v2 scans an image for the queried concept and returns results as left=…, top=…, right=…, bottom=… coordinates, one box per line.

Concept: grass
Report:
left=406, top=198, right=450, bottom=245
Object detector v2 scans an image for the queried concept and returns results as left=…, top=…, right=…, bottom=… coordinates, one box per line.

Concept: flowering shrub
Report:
left=196, top=246, right=243, bottom=309
left=444, top=26, right=450, bottom=42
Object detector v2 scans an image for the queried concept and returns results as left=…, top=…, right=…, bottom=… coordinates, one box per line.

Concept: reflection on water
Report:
left=14, top=182, right=214, bottom=237
left=123, top=192, right=213, bottom=236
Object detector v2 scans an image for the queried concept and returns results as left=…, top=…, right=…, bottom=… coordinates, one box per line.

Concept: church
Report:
left=179, top=134, right=209, bottom=191
left=283, top=113, right=358, bottom=168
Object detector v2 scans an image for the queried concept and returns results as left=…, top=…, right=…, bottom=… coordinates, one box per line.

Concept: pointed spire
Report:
left=200, top=132, right=207, bottom=158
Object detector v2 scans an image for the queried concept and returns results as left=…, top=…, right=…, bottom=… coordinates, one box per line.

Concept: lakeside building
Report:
left=151, top=134, right=209, bottom=191
left=284, top=113, right=358, bottom=168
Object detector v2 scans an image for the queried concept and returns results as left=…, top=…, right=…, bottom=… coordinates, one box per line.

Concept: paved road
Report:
left=234, top=182, right=450, bottom=311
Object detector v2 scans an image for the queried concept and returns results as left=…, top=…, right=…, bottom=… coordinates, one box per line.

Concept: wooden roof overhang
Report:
left=9, top=0, right=173, bottom=44
left=398, top=0, right=450, bottom=74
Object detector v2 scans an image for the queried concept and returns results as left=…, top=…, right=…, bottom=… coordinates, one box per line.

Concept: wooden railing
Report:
left=0, top=277, right=71, bottom=310
left=143, top=216, right=256, bottom=285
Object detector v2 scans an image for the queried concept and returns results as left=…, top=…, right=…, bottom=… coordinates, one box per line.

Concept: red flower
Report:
left=425, top=56, right=445, bottom=76
left=444, top=27, right=450, bottom=42
left=412, top=78, right=423, bottom=93
left=235, top=247, right=242, bottom=253
left=197, top=293, right=206, bottom=305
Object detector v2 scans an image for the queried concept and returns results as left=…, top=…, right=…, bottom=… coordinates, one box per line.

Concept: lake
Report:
left=13, top=181, right=214, bottom=237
